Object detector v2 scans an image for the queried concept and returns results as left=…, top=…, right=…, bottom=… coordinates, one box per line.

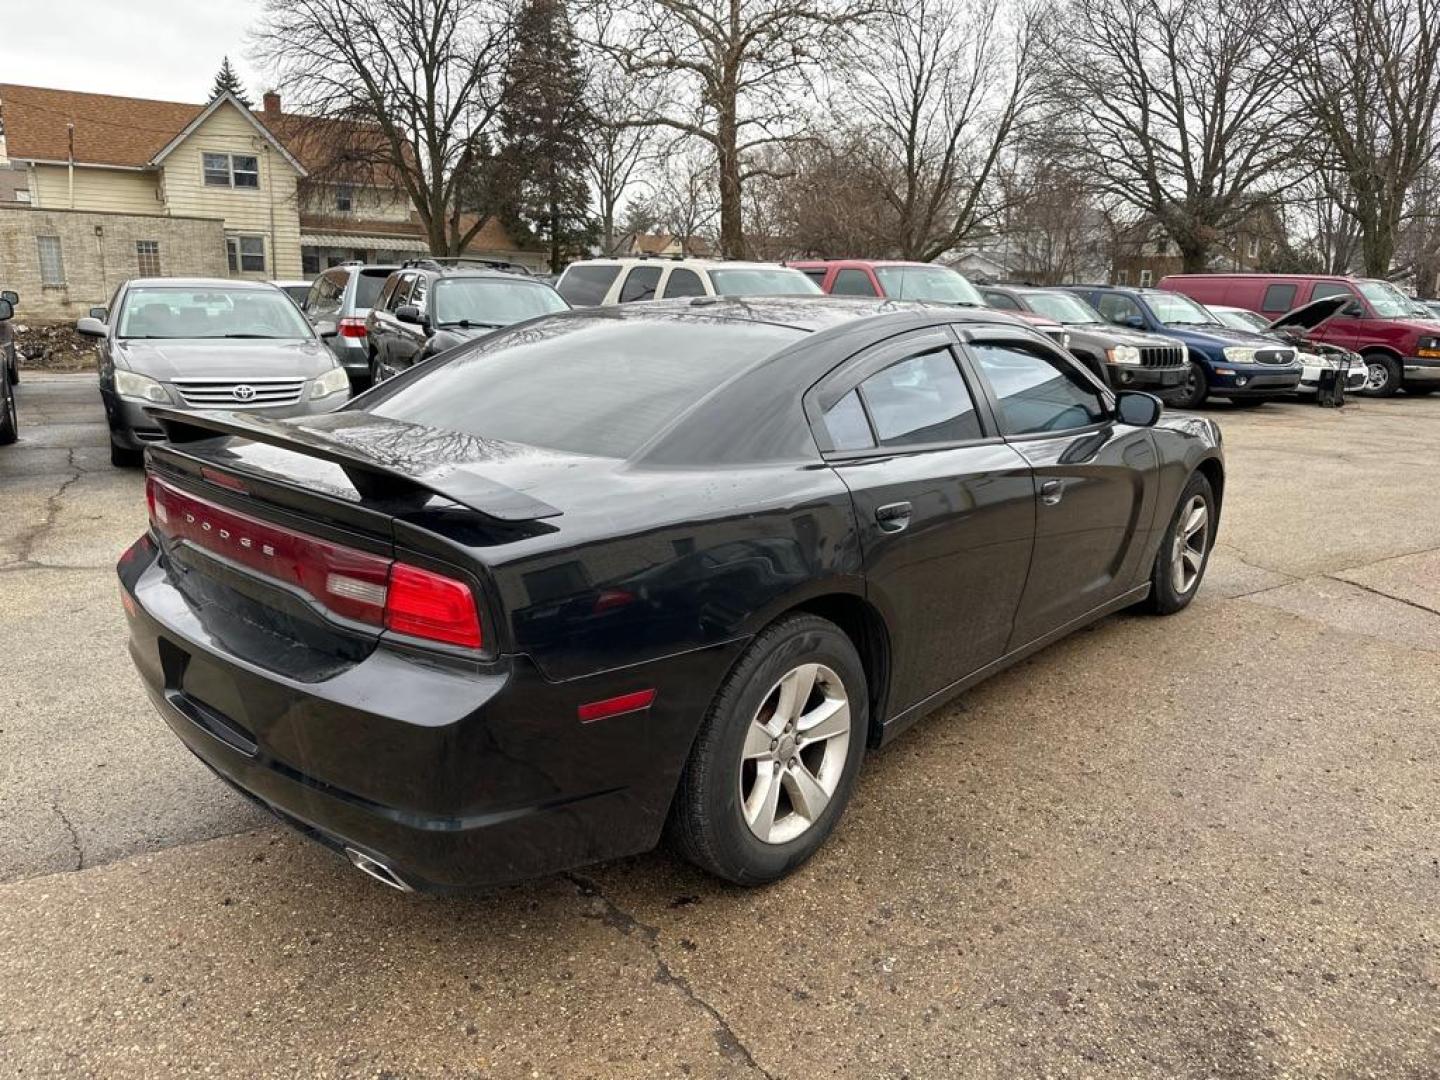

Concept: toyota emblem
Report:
left=231, top=384, right=256, bottom=402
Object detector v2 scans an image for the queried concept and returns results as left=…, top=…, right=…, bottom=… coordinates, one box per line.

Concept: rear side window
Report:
left=367, top=315, right=803, bottom=458
left=558, top=265, right=621, bottom=306
left=1311, top=281, right=1354, bottom=302
left=661, top=268, right=705, bottom=298
left=831, top=269, right=877, bottom=296
left=859, top=349, right=982, bottom=446
left=307, top=274, right=343, bottom=317
left=1261, top=283, right=1297, bottom=313
left=353, top=270, right=392, bottom=310
left=983, top=290, right=1022, bottom=311
left=972, top=342, right=1106, bottom=435
left=619, top=266, right=662, bottom=302
left=388, top=275, right=415, bottom=310
left=822, top=390, right=874, bottom=451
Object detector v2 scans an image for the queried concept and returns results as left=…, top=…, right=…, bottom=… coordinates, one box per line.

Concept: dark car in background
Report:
left=365, top=261, right=569, bottom=383
left=978, top=285, right=1187, bottom=393
left=78, top=279, right=352, bottom=466
left=1, top=288, right=18, bottom=389
left=1064, top=285, right=1302, bottom=408
left=120, top=297, right=1223, bottom=893
left=301, top=263, right=399, bottom=389
left=0, top=292, right=17, bottom=445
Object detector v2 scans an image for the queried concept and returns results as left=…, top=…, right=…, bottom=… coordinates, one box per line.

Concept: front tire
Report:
left=1361, top=352, right=1401, bottom=397
left=668, top=614, right=868, bottom=885
left=1173, top=359, right=1208, bottom=409
left=1142, top=472, right=1215, bottom=615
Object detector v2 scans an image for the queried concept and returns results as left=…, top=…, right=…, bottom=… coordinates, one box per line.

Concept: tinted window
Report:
left=859, top=349, right=982, bottom=447
left=410, top=276, right=429, bottom=309
left=831, top=269, right=878, bottom=296
left=1096, top=293, right=1143, bottom=325
left=973, top=342, right=1107, bottom=435
left=800, top=269, right=827, bottom=285
left=822, top=389, right=874, bottom=451
left=661, top=268, right=705, bottom=298
left=1311, top=282, right=1354, bottom=302
left=558, top=264, right=621, bottom=306
left=353, top=270, right=392, bottom=310
left=308, top=274, right=343, bottom=317
left=984, top=290, right=1022, bottom=311
left=1261, top=283, right=1298, bottom=313
left=388, top=275, right=415, bottom=310
left=367, top=316, right=803, bottom=458
left=619, top=266, right=662, bottom=302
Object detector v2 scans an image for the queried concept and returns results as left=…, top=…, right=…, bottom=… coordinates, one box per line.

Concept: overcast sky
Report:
left=2, top=0, right=268, bottom=103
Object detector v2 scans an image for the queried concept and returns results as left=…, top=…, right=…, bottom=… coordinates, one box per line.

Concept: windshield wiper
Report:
left=439, top=319, right=502, bottom=329
left=210, top=333, right=285, bottom=339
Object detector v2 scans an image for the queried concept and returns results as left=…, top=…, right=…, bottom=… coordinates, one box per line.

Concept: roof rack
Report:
left=400, top=257, right=532, bottom=275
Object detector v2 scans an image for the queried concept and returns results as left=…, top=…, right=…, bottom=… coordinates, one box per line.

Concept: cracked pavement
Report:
left=1, top=374, right=1437, bottom=1077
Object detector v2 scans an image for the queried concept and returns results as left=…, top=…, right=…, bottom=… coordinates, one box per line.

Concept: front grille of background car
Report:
left=1254, top=348, right=1296, bottom=365
left=1140, top=345, right=1186, bottom=368
left=172, top=377, right=306, bottom=409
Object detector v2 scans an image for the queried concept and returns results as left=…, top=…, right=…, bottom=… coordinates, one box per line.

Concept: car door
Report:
left=390, top=274, right=429, bottom=372
left=806, top=327, right=1036, bottom=714
left=372, top=273, right=414, bottom=377
left=960, top=328, right=1160, bottom=647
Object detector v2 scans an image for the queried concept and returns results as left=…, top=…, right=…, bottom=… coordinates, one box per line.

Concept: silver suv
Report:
left=556, top=257, right=822, bottom=307
left=301, top=263, right=399, bottom=388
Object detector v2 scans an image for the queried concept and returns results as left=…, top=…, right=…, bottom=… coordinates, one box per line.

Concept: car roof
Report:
left=597, top=295, right=1025, bottom=334
left=564, top=258, right=800, bottom=272
left=784, top=259, right=944, bottom=269
left=126, top=278, right=278, bottom=290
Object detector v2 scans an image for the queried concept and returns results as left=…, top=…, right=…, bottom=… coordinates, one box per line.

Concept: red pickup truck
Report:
left=1158, top=273, right=1440, bottom=397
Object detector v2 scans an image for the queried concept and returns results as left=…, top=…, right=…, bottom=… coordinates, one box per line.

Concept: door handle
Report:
left=1040, top=479, right=1065, bottom=506
left=874, top=501, right=912, bottom=533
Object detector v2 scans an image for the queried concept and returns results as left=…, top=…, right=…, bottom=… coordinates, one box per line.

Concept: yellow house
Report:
left=0, top=85, right=306, bottom=279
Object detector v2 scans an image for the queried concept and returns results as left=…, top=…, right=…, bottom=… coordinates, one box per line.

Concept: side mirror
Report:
left=2, top=290, right=18, bottom=307
left=1342, top=302, right=1363, bottom=318
left=0, top=299, right=12, bottom=322
left=76, top=316, right=108, bottom=338
left=1116, top=390, right=1162, bottom=427
left=89, top=306, right=108, bottom=320
left=395, top=304, right=426, bottom=327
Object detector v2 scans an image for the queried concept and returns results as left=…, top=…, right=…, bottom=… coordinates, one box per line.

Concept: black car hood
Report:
left=1080, top=325, right=1181, bottom=348
left=1266, top=295, right=1349, bottom=331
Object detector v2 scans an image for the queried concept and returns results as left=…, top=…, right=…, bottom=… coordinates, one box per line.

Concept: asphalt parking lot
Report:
left=1, top=372, right=1437, bottom=1078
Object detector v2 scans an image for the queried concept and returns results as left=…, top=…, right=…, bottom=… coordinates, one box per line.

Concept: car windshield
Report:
left=873, top=266, right=983, bottom=305
left=707, top=268, right=822, bottom=296
left=431, top=277, right=569, bottom=328
left=1215, top=309, right=1270, bottom=331
left=366, top=314, right=803, bottom=457
left=118, top=287, right=314, bottom=339
left=1146, top=291, right=1220, bottom=326
left=1023, top=292, right=1105, bottom=324
left=1355, top=280, right=1416, bottom=318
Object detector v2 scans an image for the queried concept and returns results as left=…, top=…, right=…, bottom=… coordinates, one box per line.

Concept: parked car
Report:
left=0, top=294, right=17, bottom=445
left=1, top=288, right=18, bottom=387
left=269, top=280, right=312, bottom=307
left=1158, top=273, right=1440, bottom=397
left=301, top=263, right=400, bottom=389
left=1063, top=285, right=1302, bottom=408
left=77, top=278, right=352, bottom=467
left=556, top=256, right=822, bottom=307
left=365, top=261, right=570, bottom=383
left=978, top=284, right=1188, bottom=392
left=120, top=297, right=1223, bottom=892
left=1208, top=302, right=1368, bottom=396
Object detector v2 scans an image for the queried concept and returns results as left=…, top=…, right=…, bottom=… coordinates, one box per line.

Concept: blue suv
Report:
left=1064, top=286, right=1303, bottom=407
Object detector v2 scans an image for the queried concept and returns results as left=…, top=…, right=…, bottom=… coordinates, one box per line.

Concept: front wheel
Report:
left=1361, top=353, right=1401, bottom=397
left=1142, top=472, right=1216, bottom=615
left=0, top=380, right=16, bottom=445
left=667, top=614, right=868, bottom=885
left=1172, top=359, right=1208, bottom=409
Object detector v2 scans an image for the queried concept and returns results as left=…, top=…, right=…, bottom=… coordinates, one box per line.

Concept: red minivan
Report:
left=1158, top=273, right=1440, bottom=397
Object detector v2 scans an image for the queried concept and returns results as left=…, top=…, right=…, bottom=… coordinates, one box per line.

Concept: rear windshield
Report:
left=353, top=270, right=393, bottom=310
left=431, top=277, right=568, bottom=327
left=364, top=314, right=803, bottom=457
left=708, top=268, right=821, bottom=296
left=558, top=264, right=622, bottom=306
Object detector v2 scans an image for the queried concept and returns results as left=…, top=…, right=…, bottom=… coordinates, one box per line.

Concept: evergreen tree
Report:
left=495, top=0, right=596, bottom=270
left=209, top=57, right=253, bottom=108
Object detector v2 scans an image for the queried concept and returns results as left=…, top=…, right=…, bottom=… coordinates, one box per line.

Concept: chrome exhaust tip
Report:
left=345, top=846, right=414, bottom=892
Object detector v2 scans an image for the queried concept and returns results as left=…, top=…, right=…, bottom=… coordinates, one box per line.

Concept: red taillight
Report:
left=384, top=563, right=483, bottom=648
left=338, top=317, right=368, bottom=339
left=146, top=474, right=483, bottom=649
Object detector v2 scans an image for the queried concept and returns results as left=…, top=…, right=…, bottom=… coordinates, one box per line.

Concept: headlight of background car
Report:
left=311, top=366, right=351, bottom=399
left=1222, top=346, right=1259, bottom=363
left=1417, top=336, right=1440, bottom=356
left=1106, top=345, right=1141, bottom=365
left=114, top=369, right=169, bottom=403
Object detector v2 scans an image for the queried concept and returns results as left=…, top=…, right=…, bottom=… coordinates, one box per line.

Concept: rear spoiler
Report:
left=146, top=407, right=562, bottom=522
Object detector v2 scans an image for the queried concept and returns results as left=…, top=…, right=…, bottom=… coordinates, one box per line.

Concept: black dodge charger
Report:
left=118, top=297, right=1223, bottom=891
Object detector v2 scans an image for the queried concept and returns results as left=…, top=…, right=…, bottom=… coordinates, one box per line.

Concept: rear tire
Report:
left=1142, top=472, right=1215, bottom=615
left=1361, top=352, right=1401, bottom=397
left=1173, top=359, right=1208, bottom=409
left=668, top=614, right=868, bottom=885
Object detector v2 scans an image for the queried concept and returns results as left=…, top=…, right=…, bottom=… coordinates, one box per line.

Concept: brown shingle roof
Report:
left=0, top=84, right=204, bottom=167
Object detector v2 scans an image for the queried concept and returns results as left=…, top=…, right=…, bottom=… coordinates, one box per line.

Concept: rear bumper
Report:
left=118, top=536, right=738, bottom=891
left=102, top=389, right=347, bottom=449
left=326, top=336, right=371, bottom=377
left=1107, top=364, right=1186, bottom=390
left=1402, top=356, right=1440, bottom=383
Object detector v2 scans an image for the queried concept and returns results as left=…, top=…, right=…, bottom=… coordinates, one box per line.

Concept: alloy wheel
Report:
left=1365, top=360, right=1390, bottom=392
left=1170, top=495, right=1209, bottom=595
left=739, top=663, right=851, bottom=845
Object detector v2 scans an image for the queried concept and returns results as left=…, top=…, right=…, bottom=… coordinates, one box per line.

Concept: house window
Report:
left=336, top=185, right=353, bottom=212
left=36, top=235, right=65, bottom=285
left=1247, top=237, right=1261, bottom=259
left=135, top=240, right=162, bottom=277
left=1139, top=268, right=1153, bottom=287
left=226, top=235, right=266, bottom=274
left=203, top=152, right=260, bottom=189
left=14, top=190, right=31, bottom=204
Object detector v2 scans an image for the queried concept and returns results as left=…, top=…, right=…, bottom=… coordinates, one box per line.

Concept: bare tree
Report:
left=600, top=0, right=873, bottom=258
left=583, top=63, right=662, bottom=254
left=1040, top=0, right=1299, bottom=272
left=1282, top=0, right=1440, bottom=277
left=848, top=0, right=1042, bottom=261
left=744, top=135, right=896, bottom=257
left=995, top=154, right=1109, bottom=283
left=252, top=0, right=510, bottom=255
